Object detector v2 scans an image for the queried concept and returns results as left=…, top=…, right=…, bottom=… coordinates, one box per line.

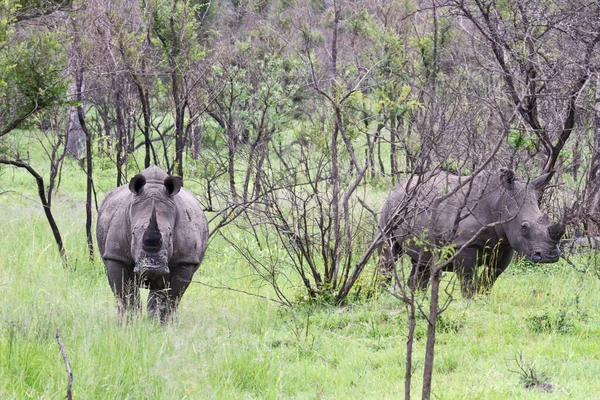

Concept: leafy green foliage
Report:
left=0, top=0, right=17, bottom=45
left=526, top=306, right=578, bottom=334
left=147, top=0, right=206, bottom=69
left=508, top=129, right=537, bottom=152
left=0, top=2, right=68, bottom=134
left=409, top=16, right=454, bottom=80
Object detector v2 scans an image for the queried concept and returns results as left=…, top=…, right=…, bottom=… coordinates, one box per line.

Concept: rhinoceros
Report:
left=97, top=166, right=208, bottom=322
left=378, top=168, right=565, bottom=297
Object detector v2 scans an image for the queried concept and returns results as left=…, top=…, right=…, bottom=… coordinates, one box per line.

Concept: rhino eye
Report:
left=520, top=222, right=530, bottom=238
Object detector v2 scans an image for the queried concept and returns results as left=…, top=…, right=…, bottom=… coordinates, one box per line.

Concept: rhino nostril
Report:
left=531, top=252, right=542, bottom=262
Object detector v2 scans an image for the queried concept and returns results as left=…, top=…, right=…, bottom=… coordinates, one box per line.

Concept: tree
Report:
left=448, top=0, right=600, bottom=174
left=146, top=0, right=210, bottom=177
left=579, top=74, right=600, bottom=235
left=0, top=1, right=68, bottom=137
left=0, top=0, right=70, bottom=264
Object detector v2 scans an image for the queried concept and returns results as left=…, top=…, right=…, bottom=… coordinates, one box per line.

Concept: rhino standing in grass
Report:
left=97, top=166, right=208, bottom=322
left=378, top=168, right=565, bottom=297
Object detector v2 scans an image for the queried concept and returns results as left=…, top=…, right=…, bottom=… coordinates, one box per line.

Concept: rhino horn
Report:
left=142, top=207, right=162, bottom=251
left=548, top=222, right=565, bottom=242
left=531, top=171, right=555, bottom=192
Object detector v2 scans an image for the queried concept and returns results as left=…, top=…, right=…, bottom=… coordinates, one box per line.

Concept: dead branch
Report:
left=55, top=328, right=73, bottom=400
left=0, top=158, right=67, bottom=265
left=191, top=278, right=289, bottom=306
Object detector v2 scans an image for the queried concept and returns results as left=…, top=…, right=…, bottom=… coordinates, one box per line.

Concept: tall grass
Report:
left=1, top=161, right=600, bottom=399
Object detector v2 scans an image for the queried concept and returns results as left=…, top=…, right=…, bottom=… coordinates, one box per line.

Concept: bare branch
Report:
left=55, top=329, right=73, bottom=400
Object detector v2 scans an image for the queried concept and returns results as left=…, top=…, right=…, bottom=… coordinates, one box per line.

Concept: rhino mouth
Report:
left=134, top=254, right=170, bottom=285
left=527, top=250, right=561, bottom=263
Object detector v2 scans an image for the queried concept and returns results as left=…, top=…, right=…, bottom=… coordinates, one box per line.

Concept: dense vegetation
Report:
left=2, top=162, right=600, bottom=398
left=1, top=0, right=600, bottom=398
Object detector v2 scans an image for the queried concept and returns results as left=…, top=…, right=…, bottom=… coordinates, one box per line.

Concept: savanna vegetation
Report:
left=1, top=0, right=600, bottom=398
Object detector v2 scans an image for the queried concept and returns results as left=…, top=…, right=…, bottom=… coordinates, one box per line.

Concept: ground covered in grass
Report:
left=1, top=166, right=599, bottom=399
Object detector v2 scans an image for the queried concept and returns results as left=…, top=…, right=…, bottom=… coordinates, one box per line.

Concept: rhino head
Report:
left=495, top=168, right=565, bottom=263
left=128, top=173, right=182, bottom=287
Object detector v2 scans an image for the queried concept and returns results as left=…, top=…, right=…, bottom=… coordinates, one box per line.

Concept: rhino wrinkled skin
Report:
left=97, top=166, right=208, bottom=322
left=378, top=168, right=565, bottom=297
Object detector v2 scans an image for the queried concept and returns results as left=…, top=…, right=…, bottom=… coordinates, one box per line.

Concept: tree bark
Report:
left=66, top=14, right=85, bottom=159
left=78, top=105, right=94, bottom=261
left=114, top=86, right=126, bottom=187
left=405, top=291, right=416, bottom=400
left=585, top=73, right=600, bottom=234
left=421, top=268, right=440, bottom=399
left=132, top=74, right=152, bottom=169
left=390, top=115, right=397, bottom=184
left=376, top=123, right=385, bottom=175
left=169, top=10, right=186, bottom=178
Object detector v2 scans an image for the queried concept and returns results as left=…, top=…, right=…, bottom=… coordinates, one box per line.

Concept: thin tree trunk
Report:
left=169, top=10, right=186, bottom=178
left=405, top=292, right=416, bottom=400
left=390, top=115, right=397, bottom=185
left=330, top=2, right=340, bottom=82
left=328, top=3, right=342, bottom=286
left=115, top=88, right=126, bottom=187
left=71, top=9, right=93, bottom=261
left=585, top=73, right=600, bottom=234
left=98, top=103, right=111, bottom=156
left=422, top=267, right=441, bottom=400
left=406, top=119, right=415, bottom=171
left=66, top=15, right=85, bottom=159
left=227, top=122, right=238, bottom=200
left=365, top=116, right=376, bottom=178
left=330, top=121, right=341, bottom=285
left=243, top=130, right=262, bottom=203
left=78, top=105, right=94, bottom=261
left=174, top=94, right=185, bottom=177
left=0, top=159, right=67, bottom=265
left=376, top=123, right=385, bottom=175
left=191, top=123, right=200, bottom=160
left=46, top=121, right=68, bottom=208
left=134, top=76, right=152, bottom=169
left=253, top=142, right=269, bottom=200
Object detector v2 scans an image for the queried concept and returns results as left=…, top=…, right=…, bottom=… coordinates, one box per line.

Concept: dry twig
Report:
left=56, top=329, right=73, bottom=400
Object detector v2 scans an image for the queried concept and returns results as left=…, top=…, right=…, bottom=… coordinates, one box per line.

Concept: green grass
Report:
left=1, top=158, right=600, bottom=399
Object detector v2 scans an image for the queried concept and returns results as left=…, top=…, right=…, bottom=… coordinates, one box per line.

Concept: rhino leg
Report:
left=147, top=264, right=198, bottom=323
left=404, top=247, right=433, bottom=292
left=378, top=239, right=402, bottom=285
left=408, top=261, right=430, bottom=291
left=453, top=249, right=479, bottom=298
left=166, top=264, right=199, bottom=318
left=456, top=246, right=512, bottom=297
left=148, top=288, right=169, bottom=322
left=105, top=259, right=140, bottom=318
left=478, top=248, right=514, bottom=293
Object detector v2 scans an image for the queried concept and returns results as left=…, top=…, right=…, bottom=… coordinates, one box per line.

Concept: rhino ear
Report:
left=164, top=176, right=182, bottom=196
left=499, top=168, right=516, bottom=188
left=129, top=174, right=146, bottom=195
left=530, top=171, right=555, bottom=192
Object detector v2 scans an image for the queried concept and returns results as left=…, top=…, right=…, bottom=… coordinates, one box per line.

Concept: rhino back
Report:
left=380, top=172, right=492, bottom=245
